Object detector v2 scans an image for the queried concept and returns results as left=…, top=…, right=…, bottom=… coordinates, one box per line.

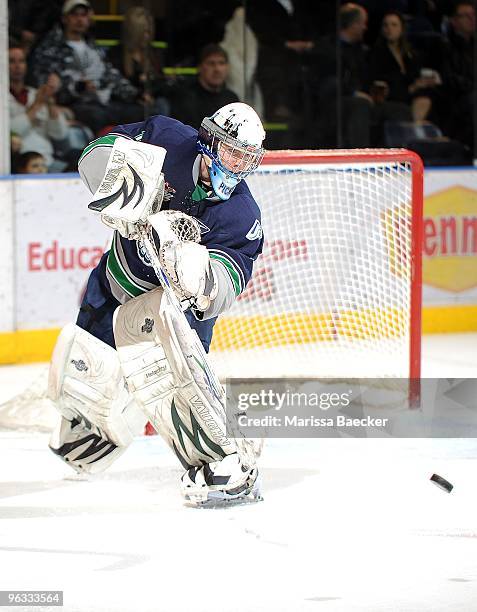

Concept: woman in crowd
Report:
left=368, top=10, right=441, bottom=122
left=107, top=6, right=170, bottom=118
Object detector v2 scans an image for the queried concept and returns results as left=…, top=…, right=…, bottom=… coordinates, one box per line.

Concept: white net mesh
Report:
left=208, top=153, right=420, bottom=381
left=0, top=365, right=55, bottom=430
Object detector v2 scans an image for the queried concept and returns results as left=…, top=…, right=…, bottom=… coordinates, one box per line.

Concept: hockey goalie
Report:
left=47, top=103, right=266, bottom=505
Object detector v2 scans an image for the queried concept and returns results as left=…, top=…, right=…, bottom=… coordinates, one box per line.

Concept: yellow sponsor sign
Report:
left=423, top=186, right=477, bottom=292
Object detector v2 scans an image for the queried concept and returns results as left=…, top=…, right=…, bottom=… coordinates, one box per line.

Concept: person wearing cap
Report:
left=29, top=0, right=144, bottom=133
left=170, top=44, right=239, bottom=130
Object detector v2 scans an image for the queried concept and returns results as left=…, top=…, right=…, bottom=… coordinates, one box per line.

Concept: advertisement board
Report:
left=13, top=176, right=111, bottom=330
left=0, top=165, right=476, bottom=363
left=423, top=169, right=477, bottom=305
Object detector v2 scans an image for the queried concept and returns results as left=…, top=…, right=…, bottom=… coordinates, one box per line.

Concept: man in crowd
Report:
left=442, top=0, right=475, bottom=150
left=170, top=44, right=239, bottom=129
left=9, top=43, right=68, bottom=170
left=30, top=0, right=143, bottom=134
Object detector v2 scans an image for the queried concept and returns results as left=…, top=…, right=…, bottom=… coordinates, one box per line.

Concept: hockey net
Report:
left=208, top=149, right=423, bottom=386
left=0, top=149, right=423, bottom=430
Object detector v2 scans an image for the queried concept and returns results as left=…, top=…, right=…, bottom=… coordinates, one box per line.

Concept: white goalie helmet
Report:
left=197, top=102, right=266, bottom=200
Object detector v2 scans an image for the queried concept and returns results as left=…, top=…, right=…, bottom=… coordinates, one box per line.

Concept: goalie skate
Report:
left=181, top=453, right=262, bottom=506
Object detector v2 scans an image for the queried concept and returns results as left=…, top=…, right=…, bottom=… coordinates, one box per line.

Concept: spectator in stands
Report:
left=9, top=44, right=69, bottom=170
left=221, top=6, right=264, bottom=118
left=14, top=151, right=48, bottom=174
left=325, top=4, right=369, bottom=145
left=309, top=3, right=370, bottom=146
left=8, top=0, right=63, bottom=55
left=170, top=44, right=239, bottom=129
left=368, top=11, right=441, bottom=122
left=30, top=0, right=143, bottom=134
left=317, top=3, right=375, bottom=146
left=247, top=0, right=327, bottom=123
left=314, top=3, right=412, bottom=147
left=107, top=6, right=171, bottom=118
left=441, top=0, right=475, bottom=149
left=338, top=4, right=371, bottom=99
left=363, top=0, right=412, bottom=42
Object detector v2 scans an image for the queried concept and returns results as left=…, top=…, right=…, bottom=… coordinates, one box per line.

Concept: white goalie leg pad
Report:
left=49, top=415, right=127, bottom=475
left=48, top=323, right=147, bottom=448
left=113, top=288, right=249, bottom=468
left=112, top=293, right=177, bottom=440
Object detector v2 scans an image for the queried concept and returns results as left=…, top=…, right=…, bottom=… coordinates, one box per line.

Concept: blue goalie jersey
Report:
left=77, top=115, right=264, bottom=351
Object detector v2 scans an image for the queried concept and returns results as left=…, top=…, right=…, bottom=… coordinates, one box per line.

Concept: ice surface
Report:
left=0, top=333, right=476, bottom=611
left=1, top=435, right=477, bottom=612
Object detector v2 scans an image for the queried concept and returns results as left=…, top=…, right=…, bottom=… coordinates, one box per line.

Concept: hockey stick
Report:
left=87, top=137, right=259, bottom=462
left=136, top=221, right=261, bottom=465
left=136, top=221, right=230, bottom=429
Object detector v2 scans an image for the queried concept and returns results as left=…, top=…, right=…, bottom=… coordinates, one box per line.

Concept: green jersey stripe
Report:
left=114, top=233, right=157, bottom=291
left=209, top=248, right=245, bottom=290
left=111, top=234, right=153, bottom=292
left=105, top=267, right=130, bottom=304
left=79, top=135, right=119, bottom=163
left=208, top=249, right=245, bottom=291
left=106, top=236, right=147, bottom=298
left=209, top=252, right=241, bottom=296
left=106, top=250, right=141, bottom=298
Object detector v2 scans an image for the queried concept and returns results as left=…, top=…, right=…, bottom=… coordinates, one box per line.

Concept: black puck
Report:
left=430, top=473, right=453, bottom=493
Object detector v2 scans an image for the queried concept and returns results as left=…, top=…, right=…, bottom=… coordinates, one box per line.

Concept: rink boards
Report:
left=0, top=167, right=476, bottom=364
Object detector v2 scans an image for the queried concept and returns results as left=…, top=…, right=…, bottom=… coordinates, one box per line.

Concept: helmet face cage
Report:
left=198, top=117, right=265, bottom=181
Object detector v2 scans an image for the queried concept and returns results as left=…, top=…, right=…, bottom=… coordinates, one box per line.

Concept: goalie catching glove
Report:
left=159, top=241, right=218, bottom=311
left=148, top=210, right=218, bottom=311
